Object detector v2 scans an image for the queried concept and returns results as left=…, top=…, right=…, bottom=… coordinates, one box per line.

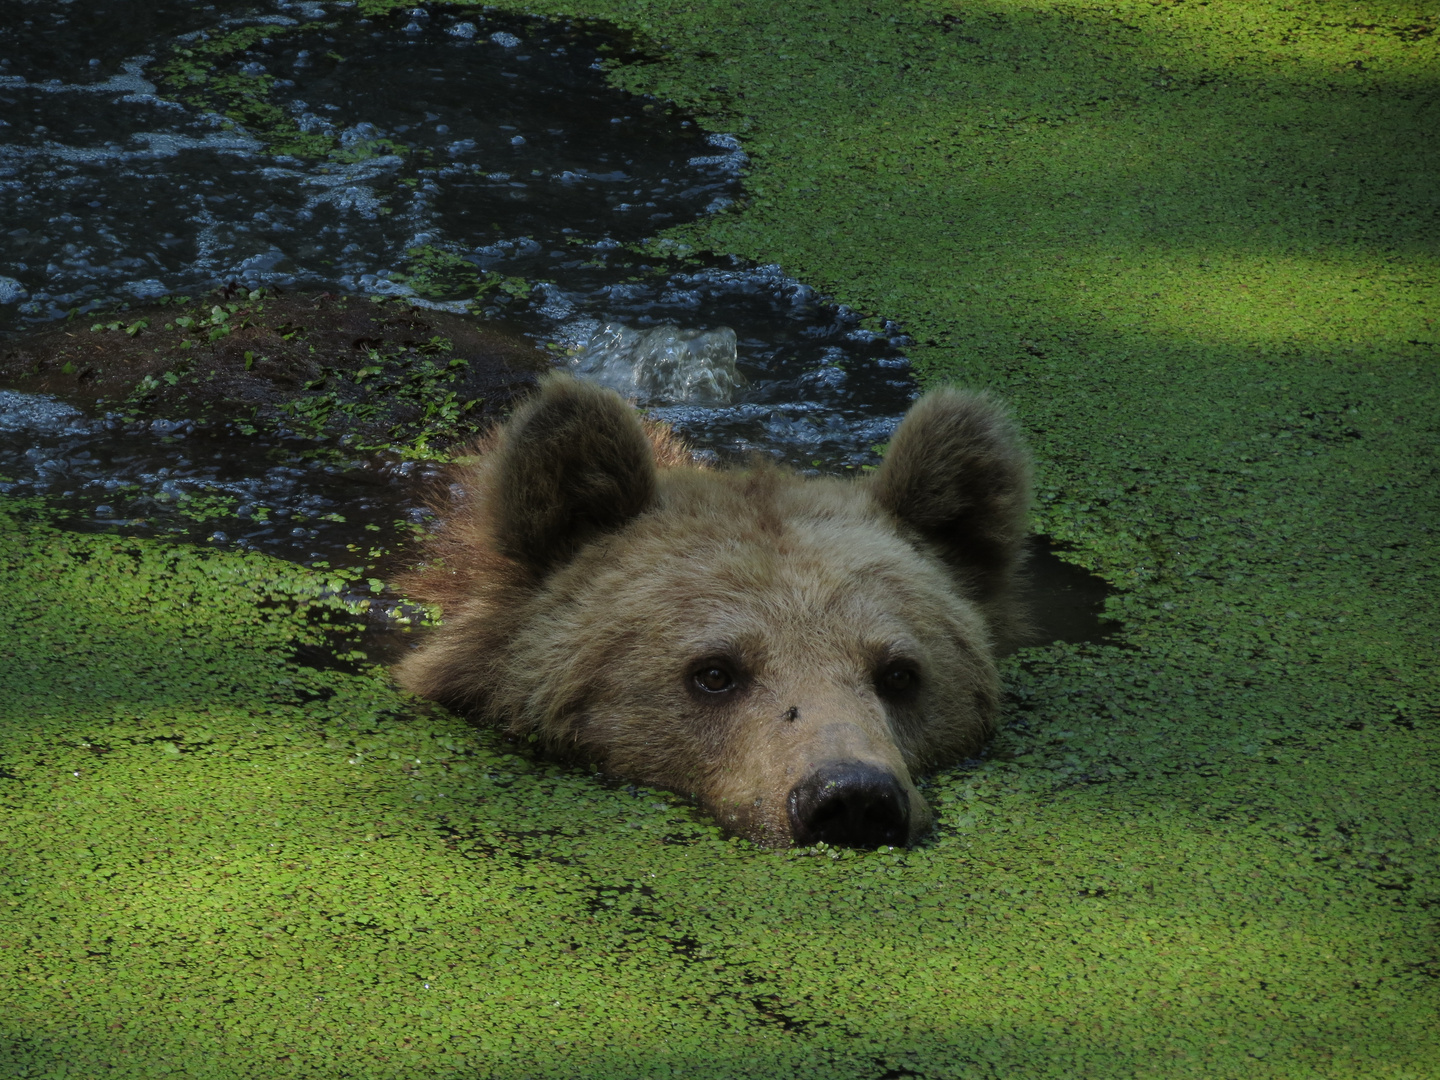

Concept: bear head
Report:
left=394, top=374, right=1031, bottom=848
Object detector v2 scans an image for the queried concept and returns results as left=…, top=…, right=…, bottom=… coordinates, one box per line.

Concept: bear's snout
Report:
left=787, top=761, right=911, bottom=849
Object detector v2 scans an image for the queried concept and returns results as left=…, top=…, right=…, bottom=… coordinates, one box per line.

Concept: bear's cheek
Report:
left=693, top=708, right=798, bottom=844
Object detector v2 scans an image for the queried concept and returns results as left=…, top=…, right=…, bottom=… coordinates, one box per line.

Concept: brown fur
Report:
left=394, top=374, right=1031, bottom=846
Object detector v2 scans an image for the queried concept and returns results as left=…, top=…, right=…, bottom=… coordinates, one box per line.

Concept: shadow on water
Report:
left=1016, top=536, right=1119, bottom=652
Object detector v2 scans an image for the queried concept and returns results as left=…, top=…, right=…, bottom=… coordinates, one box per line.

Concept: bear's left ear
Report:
left=868, top=387, right=1032, bottom=601
left=488, top=374, right=657, bottom=576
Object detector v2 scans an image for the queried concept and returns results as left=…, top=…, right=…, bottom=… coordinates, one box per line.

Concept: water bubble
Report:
left=337, top=122, right=384, bottom=149
left=127, top=278, right=168, bottom=300
left=689, top=152, right=747, bottom=176
left=447, top=22, right=478, bottom=38
left=490, top=31, right=522, bottom=48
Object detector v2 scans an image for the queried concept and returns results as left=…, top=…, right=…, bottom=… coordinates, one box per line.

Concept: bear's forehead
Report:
left=573, top=545, right=983, bottom=678
left=581, top=560, right=942, bottom=666
left=630, top=483, right=925, bottom=585
left=566, top=475, right=979, bottom=646
left=648, top=468, right=896, bottom=545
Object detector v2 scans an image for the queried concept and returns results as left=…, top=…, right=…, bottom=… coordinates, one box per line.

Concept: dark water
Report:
left=0, top=387, right=438, bottom=566
left=0, top=2, right=734, bottom=306
left=0, top=0, right=914, bottom=466
left=0, top=0, right=1114, bottom=641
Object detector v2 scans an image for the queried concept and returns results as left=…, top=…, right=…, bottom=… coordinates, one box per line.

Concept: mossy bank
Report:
left=2, top=0, right=1436, bottom=1077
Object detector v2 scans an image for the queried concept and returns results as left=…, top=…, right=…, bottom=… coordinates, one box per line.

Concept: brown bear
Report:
left=394, top=374, right=1030, bottom=848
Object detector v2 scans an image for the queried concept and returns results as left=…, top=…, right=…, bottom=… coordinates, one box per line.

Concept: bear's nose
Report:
left=787, top=761, right=910, bottom=848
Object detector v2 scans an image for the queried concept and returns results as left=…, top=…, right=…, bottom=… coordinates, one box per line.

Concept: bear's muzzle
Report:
left=787, top=760, right=911, bottom=848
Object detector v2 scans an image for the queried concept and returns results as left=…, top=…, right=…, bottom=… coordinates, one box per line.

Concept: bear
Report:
left=394, top=373, right=1031, bottom=848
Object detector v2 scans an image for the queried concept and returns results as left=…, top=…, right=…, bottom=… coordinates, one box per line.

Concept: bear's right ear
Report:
left=868, top=386, right=1031, bottom=601
left=488, top=374, right=657, bottom=577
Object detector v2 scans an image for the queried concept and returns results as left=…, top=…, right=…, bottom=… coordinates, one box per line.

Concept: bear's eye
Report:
left=877, top=666, right=919, bottom=696
left=693, top=666, right=735, bottom=694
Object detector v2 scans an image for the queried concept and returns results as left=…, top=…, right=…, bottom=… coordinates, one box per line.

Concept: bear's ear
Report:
left=868, top=387, right=1032, bottom=600
left=489, top=374, right=657, bottom=576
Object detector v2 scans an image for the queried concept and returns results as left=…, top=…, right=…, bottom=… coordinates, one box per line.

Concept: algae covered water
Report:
left=2, top=0, right=1436, bottom=1075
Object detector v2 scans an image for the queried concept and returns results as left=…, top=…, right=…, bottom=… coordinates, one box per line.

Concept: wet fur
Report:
left=394, top=374, right=1031, bottom=845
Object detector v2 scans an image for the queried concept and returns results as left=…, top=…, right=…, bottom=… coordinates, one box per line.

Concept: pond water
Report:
left=0, top=0, right=1114, bottom=643
left=0, top=0, right=914, bottom=465
left=0, top=386, right=436, bottom=566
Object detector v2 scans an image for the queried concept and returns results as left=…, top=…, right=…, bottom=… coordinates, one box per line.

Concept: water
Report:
left=0, top=387, right=443, bottom=567
left=0, top=0, right=1114, bottom=641
left=0, top=0, right=917, bottom=470
left=0, top=3, right=736, bottom=313
left=569, top=323, right=744, bottom=406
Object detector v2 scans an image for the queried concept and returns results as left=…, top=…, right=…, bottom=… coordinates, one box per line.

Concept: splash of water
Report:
left=569, top=323, right=745, bottom=405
